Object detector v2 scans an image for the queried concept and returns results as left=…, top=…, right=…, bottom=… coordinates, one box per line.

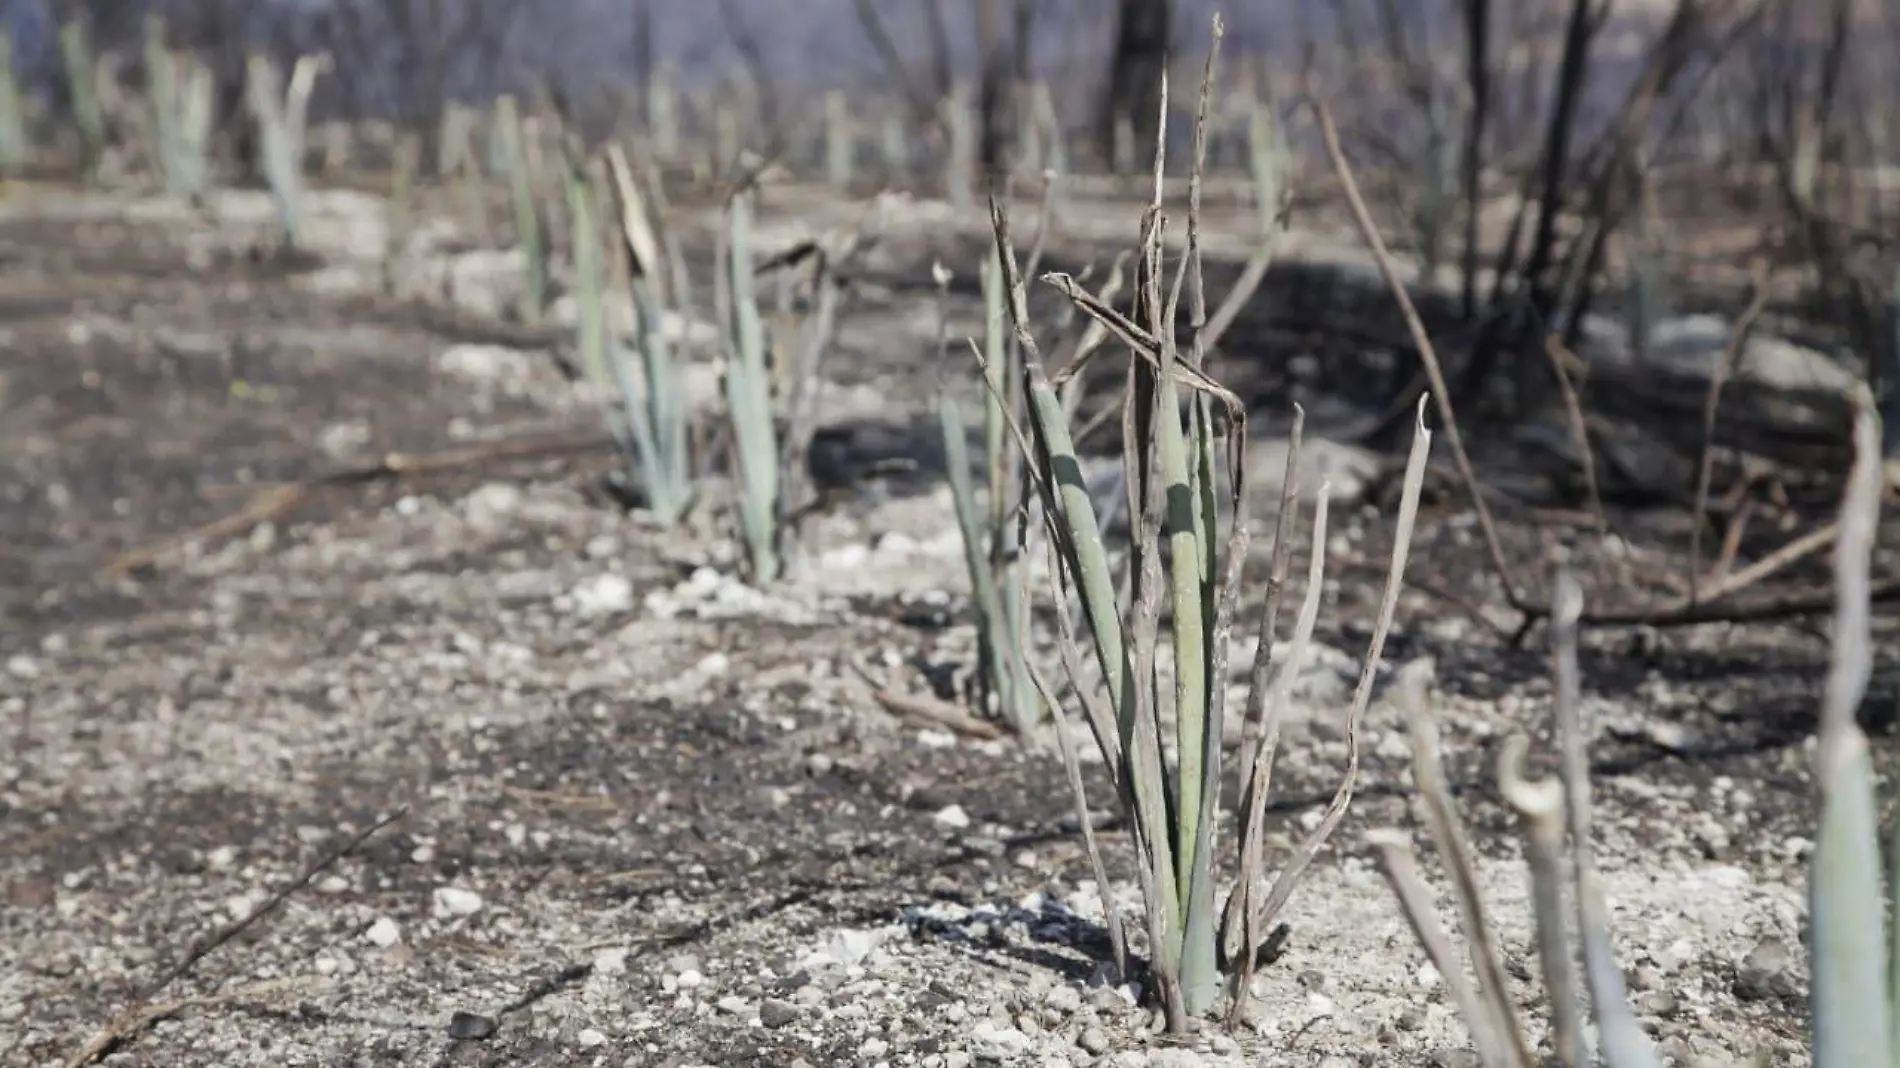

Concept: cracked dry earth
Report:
left=0, top=196, right=1872, bottom=1068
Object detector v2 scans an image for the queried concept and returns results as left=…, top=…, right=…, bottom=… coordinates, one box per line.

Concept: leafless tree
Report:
left=322, top=0, right=523, bottom=166
left=976, top=0, right=1011, bottom=183
left=1100, top=0, right=1171, bottom=169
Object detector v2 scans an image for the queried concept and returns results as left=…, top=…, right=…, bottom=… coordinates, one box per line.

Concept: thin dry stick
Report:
left=62, top=978, right=324, bottom=1068
left=1315, top=97, right=1525, bottom=611
left=1225, top=472, right=1326, bottom=1022
left=105, top=433, right=612, bottom=574
left=1240, top=396, right=1435, bottom=955
left=1541, top=335, right=1626, bottom=586
left=1240, top=403, right=1307, bottom=770
left=63, top=810, right=406, bottom=1068
left=1688, top=261, right=1772, bottom=602
left=1705, top=495, right=1755, bottom=588
left=1692, top=517, right=1838, bottom=606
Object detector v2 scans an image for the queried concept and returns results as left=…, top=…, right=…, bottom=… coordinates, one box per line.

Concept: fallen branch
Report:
left=849, top=662, right=1004, bottom=740
left=105, top=432, right=613, bottom=575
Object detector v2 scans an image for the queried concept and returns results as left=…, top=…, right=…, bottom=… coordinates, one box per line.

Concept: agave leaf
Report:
left=1811, top=730, right=1892, bottom=1068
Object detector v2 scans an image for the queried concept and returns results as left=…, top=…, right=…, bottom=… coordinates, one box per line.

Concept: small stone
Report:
left=968, top=1021, right=1034, bottom=1062
left=1397, top=1006, right=1426, bottom=1031
left=576, top=1028, right=607, bottom=1047
left=1653, top=939, right=1693, bottom=973
left=716, top=996, right=750, bottom=1016
left=6, top=654, right=41, bottom=679
left=1077, top=1027, right=1111, bottom=1055
left=462, top=483, right=522, bottom=533
left=1087, top=987, right=1131, bottom=1015
left=432, top=886, right=483, bottom=919
left=934, top=804, right=971, bottom=830
left=665, top=953, right=701, bottom=974
left=316, top=874, right=350, bottom=895
left=364, top=916, right=401, bottom=948
left=1043, top=984, right=1082, bottom=1016
left=1637, top=990, right=1678, bottom=1018
left=760, top=998, right=800, bottom=1028
left=860, top=1037, right=890, bottom=1058
left=594, top=948, right=628, bottom=975
left=447, top=1011, right=497, bottom=1040
left=676, top=968, right=706, bottom=989
left=1734, top=939, right=1794, bottom=1001
left=569, top=573, right=634, bottom=618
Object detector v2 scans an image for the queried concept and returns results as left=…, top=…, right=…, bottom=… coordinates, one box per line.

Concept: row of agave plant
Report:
left=0, top=15, right=326, bottom=250
left=493, top=9, right=1888, bottom=1062
left=950, top=17, right=1897, bottom=1066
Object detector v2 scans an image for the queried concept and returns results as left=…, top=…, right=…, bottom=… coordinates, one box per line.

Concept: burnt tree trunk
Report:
left=976, top=0, right=1013, bottom=188
left=1100, top=0, right=1171, bottom=171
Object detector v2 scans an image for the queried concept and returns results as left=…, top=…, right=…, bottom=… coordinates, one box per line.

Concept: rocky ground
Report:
left=0, top=181, right=1887, bottom=1068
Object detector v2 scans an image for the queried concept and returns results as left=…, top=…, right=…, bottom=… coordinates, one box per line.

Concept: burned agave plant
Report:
left=1370, top=391, right=1888, bottom=1068
left=989, top=17, right=1433, bottom=1030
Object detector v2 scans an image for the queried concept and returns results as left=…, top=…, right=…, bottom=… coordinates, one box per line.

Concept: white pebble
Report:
left=569, top=573, right=635, bottom=618
left=967, top=1020, right=1034, bottom=1062
left=364, top=916, right=401, bottom=948
left=432, top=886, right=483, bottom=919
left=934, top=804, right=971, bottom=830
left=576, top=1028, right=606, bottom=1047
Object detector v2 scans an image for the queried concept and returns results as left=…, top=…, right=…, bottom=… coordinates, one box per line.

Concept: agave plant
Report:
left=561, top=145, right=695, bottom=528
left=0, top=32, right=29, bottom=176
left=58, top=16, right=104, bottom=180
left=1807, top=387, right=1887, bottom=1068
left=143, top=15, right=214, bottom=199
left=491, top=95, right=548, bottom=321
left=718, top=182, right=782, bottom=584
left=998, top=18, right=1432, bottom=1028
left=245, top=49, right=329, bottom=250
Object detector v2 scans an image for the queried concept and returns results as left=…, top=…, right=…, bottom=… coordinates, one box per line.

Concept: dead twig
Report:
left=1689, top=260, right=1772, bottom=602
left=104, top=432, right=613, bottom=575
left=1315, top=96, right=1526, bottom=614
left=1541, top=335, right=1627, bottom=588
left=62, top=978, right=324, bottom=1068
left=846, top=662, right=1004, bottom=740
left=63, top=811, right=406, bottom=1068
left=1318, top=90, right=1891, bottom=639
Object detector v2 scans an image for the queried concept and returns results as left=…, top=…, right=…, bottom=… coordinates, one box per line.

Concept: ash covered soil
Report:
left=0, top=187, right=1879, bottom=1067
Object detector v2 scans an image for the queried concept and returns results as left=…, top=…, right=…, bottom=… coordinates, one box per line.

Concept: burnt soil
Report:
left=2, top=191, right=1894, bottom=1068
